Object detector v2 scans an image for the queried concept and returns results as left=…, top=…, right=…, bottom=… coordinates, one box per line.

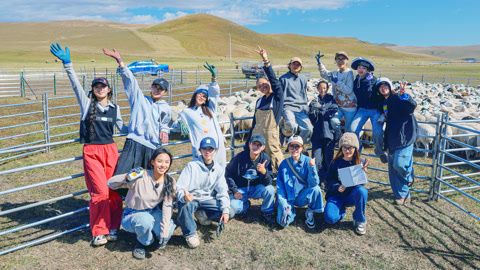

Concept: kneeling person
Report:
left=226, top=134, right=275, bottom=223
left=276, top=136, right=324, bottom=228
left=176, top=137, right=234, bottom=248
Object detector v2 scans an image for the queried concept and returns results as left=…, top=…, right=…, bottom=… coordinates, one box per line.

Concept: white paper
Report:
left=338, top=164, right=368, bottom=187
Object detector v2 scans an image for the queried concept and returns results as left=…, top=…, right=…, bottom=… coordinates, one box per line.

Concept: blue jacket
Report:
left=225, top=150, right=273, bottom=194
left=353, top=73, right=382, bottom=112
left=276, top=154, right=319, bottom=209
left=325, top=158, right=366, bottom=200
left=308, top=93, right=338, bottom=141
left=383, top=93, right=418, bottom=152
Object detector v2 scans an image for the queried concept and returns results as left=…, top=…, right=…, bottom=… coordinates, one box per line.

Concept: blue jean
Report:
left=121, top=207, right=176, bottom=246
left=230, top=185, right=275, bottom=215
left=324, top=185, right=368, bottom=224
left=388, top=144, right=414, bottom=199
left=350, top=108, right=385, bottom=156
left=331, top=107, right=357, bottom=133
left=276, top=186, right=324, bottom=227
left=177, top=199, right=234, bottom=237
left=282, top=110, right=313, bottom=143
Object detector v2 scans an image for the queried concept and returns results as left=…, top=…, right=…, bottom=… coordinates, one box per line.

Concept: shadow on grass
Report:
left=370, top=197, right=479, bottom=270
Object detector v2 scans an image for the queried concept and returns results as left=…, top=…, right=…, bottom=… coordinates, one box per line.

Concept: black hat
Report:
left=351, top=57, right=375, bottom=72
left=91, top=77, right=109, bottom=88
left=152, top=78, right=169, bottom=90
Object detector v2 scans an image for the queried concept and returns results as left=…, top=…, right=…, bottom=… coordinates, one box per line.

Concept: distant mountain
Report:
left=0, top=14, right=441, bottom=65
left=382, top=44, right=480, bottom=61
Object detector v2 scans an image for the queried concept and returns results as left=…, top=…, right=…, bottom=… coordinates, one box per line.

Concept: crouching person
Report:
left=107, top=148, right=176, bottom=260
left=276, top=136, right=324, bottom=229
left=226, top=134, right=276, bottom=224
left=176, top=137, right=234, bottom=248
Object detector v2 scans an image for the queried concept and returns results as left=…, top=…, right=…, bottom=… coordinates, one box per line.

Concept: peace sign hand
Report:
left=399, top=81, right=407, bottom=96
left=315, top=50, right=324, bottom=65
left=203, top=62, right=217, bottom=78
left=254, top=45, right=268, bottom=61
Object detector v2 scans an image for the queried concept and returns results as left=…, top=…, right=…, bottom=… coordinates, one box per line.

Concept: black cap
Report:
left=251, top=134, right=266, bottom=145
left=91, top=77, right=109, bottom=88
left=152, top=78, right=169, bottom=90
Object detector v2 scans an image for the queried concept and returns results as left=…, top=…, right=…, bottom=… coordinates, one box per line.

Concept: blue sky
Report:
left=0, top=0, right=477, bottom=46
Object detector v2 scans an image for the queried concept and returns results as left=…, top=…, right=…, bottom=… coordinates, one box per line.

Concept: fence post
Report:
left=94, top=67, right=96, bottom=77
left=229, top=79, right=232, bottom=96
left=443, top=75, right=446, bottom=86
left=20, top=72, right=25, bottom=97
left=422, top=74, right=424, bottom=84
left=142, top=73, right=145, bottom=90
left=83, top=74, right=86, bottom=91
left=181, top=69, right=183, bottom=84
left=237, top=69, right=239, bottom=82
left=170, top=68, right=174, bottom=86
left=229, top=112, right=236, bottom=159
left=428, top=114, right=441, bottom=200
left=42, top=93, right=51, bottom=153
left=168, top=84, right=172, bottom=106
left=246, top=80, right=248, bottom=91
left=467, top=76, right=471, bottom=87
left=402, top=73, right=405, bottom=82
left=430, top=113, right=448, bottom=201
left=196, top=68, right=198, bottom=85
left=53, top=73, right=57, bottom=95
left=379, top=72, right=383, bottom=78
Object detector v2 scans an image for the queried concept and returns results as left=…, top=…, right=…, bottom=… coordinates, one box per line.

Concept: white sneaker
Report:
left=186, top=234, right=200, bottom=248
left=353, top=220, right=367, bottom=235
left=195, top=210, right=212, bottom=226
left=106, top=229, right=118, bottom=241
left=92, top=235, right=107, bottom=246
left=305, top=210, right=315, bottom=229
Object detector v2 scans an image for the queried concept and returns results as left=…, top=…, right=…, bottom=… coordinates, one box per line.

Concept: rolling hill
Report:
left=0, top=13, right=442, bottom=67
left=381, top=44, right=480, bottom=61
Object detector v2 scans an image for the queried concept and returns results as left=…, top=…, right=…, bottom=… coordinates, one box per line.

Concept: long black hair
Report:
left=188, top=91, right=213, bottom=119
left=87, top=79, right=113, bottom=140
left=148, top=147, right=176, bottom=198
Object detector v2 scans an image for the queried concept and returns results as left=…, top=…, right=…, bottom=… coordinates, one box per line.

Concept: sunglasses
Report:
left=289, top=144, right=301, bottom=150
left=342, top=146, right=355, bottom=152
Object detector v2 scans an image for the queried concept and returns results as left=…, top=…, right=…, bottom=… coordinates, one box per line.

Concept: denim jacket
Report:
left=276, top=154, right=319, bottom=209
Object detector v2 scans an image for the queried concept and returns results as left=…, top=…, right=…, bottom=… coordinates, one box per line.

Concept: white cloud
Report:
left=0, top=0, right=365, bottom=25
left=162, top=11, right=189, bottom=22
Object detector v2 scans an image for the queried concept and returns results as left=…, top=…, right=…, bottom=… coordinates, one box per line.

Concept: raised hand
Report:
left=50, top=43, right=71, bottom=64
left=399, top=81, right=407, bottom=96
left=254, top=45, right=268, bottom=61
left=315, top=50, right=324, bottom=65
left=184, top=189, right=194, bottom=202
left=257, top=160, right=268, bottom=175
left=203, top=62, right=217, bottom=78
left=362, top=158, right=371, bottom=172
left=102, top=48, right=123, bottom=64
left=309, top=158, right=316, bottom=167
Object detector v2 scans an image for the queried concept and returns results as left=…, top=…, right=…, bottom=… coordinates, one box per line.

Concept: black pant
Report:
left=114, top=138, right=156, bottom=197
left=311, top=138, right=335, bottom=185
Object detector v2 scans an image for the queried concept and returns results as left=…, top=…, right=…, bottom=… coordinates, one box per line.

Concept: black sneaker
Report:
left=263, top=213, right=276, bottom=224
left=133, top=241, right=146, bottom=260
left=379, top=154, right=388, bottom=164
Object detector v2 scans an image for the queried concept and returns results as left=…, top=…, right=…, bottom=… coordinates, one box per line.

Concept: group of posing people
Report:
left=49, top=42, right=417, bottom=260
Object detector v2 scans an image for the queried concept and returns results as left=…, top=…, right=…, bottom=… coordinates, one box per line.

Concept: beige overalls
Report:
left=251, top=98, right=284, bottom=174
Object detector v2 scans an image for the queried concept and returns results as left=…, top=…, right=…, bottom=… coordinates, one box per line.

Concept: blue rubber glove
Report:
left=203, top=62, right=217, bottom=78
left=178, top=120, right=190, bottom=136
left=280, top=207, right=292, bottom=226
left=50, top=43, right=71, bottom=64
left=158, top=237, right=169, bottom=248
left=331, top=73, right=338, bottom=83
left=315, top=50, right=324, bottom=65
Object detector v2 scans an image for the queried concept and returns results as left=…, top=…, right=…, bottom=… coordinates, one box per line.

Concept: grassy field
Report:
left=1, top=88, right=480, bottom=268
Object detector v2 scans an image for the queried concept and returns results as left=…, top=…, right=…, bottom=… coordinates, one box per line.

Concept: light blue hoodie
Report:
left=118, top=66, right=171, bottom=149
left=172, top=83, right=226, bottom=168
left=176, top=157, right=230, bottom=214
